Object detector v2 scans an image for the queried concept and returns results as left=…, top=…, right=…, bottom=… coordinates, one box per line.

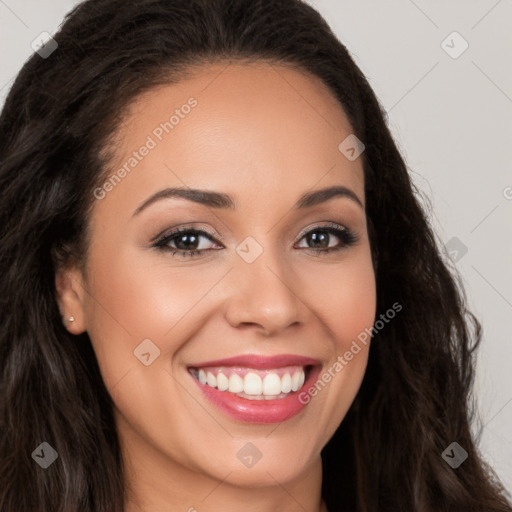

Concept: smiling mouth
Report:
left=188, top=365, right=313, bottom=400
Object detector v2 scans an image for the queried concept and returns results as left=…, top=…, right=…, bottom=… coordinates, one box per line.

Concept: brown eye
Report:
left=296, top=224, right=357, bottom=255
left=154, top=228, right=221, bottom=258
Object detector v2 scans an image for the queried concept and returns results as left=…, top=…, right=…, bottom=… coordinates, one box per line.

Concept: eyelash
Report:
left=152, top=223, right=358, bottom=259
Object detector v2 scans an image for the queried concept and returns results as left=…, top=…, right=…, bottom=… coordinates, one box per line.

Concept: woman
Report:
left=0, top=0, right=510, bottom=510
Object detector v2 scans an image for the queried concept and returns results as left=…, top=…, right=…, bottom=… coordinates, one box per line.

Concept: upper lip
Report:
left=188, top=354, right=321, bottom=369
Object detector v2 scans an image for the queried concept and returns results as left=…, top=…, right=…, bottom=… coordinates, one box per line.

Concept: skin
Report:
left=55, top=61, right=376, bottom=512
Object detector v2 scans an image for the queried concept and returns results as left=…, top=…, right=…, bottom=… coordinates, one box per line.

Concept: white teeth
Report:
left=228, top=373, right=244, bottom=393
left=263, top=373, right=281, bottom=395
left=244, top=372, right=262, bottom=395
left=291, top=371, right=302, bottom=392
left=216, top=372, right=229, bottom=391
left=193, top=367, right=308, bottom=398
left=206, top=371, right=217, bottom=388
left=281, top=373, right=292, bottom=393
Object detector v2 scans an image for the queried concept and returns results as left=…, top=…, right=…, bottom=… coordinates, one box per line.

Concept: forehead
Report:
left=96, top=61, right=364, bottom=220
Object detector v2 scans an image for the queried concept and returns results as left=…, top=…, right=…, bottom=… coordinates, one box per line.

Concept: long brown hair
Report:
left=0, top=0, right=510, bottom=510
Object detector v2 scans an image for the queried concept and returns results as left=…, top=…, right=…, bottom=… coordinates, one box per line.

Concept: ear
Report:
left=55, top=266, right=87, bottom=335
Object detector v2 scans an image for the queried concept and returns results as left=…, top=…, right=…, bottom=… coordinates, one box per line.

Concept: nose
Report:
left=224, top=245, right=302, bottom=337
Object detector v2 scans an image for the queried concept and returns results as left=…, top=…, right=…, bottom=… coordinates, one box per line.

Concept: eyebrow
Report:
left=132, top=184, right=364, bottom=217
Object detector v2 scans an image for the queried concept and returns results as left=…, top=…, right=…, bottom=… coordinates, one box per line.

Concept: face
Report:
left=56, top=62, right=376, bottom=496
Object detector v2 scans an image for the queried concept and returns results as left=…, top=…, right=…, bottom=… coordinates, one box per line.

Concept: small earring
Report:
left=63, top=316, right=75, bottom=325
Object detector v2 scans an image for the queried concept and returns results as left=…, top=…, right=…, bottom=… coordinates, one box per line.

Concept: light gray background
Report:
left=1, top=0, right=511, bottom=492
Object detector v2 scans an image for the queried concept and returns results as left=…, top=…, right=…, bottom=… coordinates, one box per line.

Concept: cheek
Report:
left=298, top=253, right=376, bottom=435
left=85, top=242, right=222, bottom=343
left=81, top=242, right=237, bottom=403
left=311, top=252, right=377, bottom=346
left=336, top=266, right=376, bottom=344
left=327, top=256, right=376, bottom=376
left=80, top=244, right=180, bottom=387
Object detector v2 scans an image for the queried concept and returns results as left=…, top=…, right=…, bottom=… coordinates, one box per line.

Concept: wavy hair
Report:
left=0, top=0, right=510, bottom=510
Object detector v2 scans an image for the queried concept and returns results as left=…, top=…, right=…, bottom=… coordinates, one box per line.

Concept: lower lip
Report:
left=189, top=366, right=322, bottom=424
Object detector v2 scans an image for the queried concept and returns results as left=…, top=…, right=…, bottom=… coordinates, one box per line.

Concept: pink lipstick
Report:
left=187, top=354, right=322, bottom=423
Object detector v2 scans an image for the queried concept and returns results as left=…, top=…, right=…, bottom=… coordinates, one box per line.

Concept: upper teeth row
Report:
left=196, top=369, right=306, bottom=396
